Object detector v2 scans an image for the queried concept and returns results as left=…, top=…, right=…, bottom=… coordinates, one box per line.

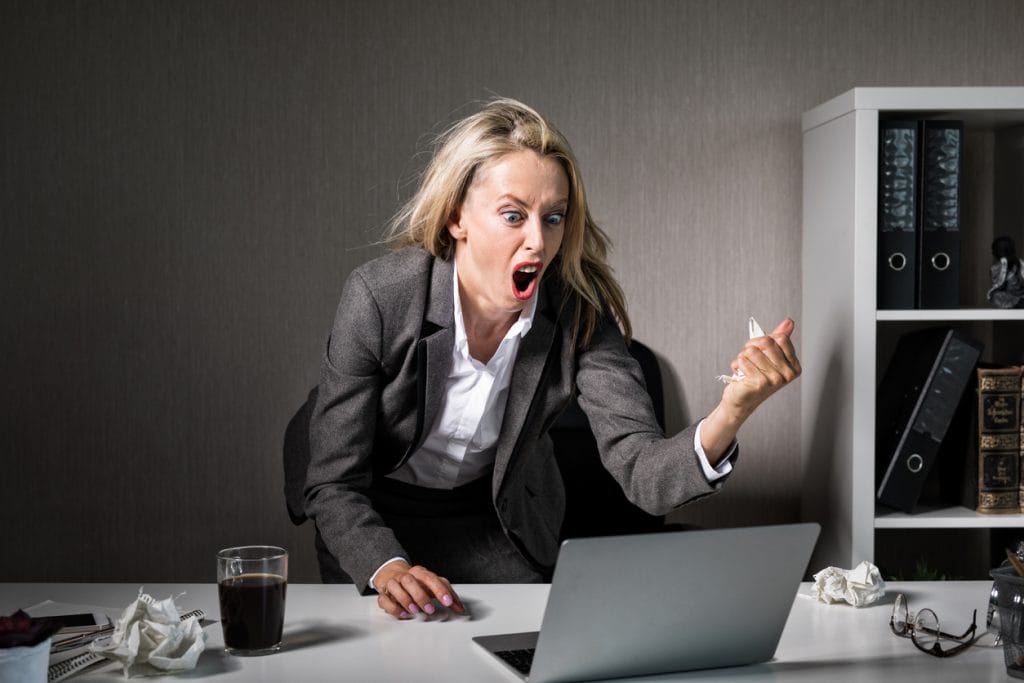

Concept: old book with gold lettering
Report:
left=1020, top=369, right=1024, bottom=513
left=977, top=366, right=1023, bottom=513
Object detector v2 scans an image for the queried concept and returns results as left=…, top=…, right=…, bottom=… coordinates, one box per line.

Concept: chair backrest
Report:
left=549, top=339, right=667, bottom=539
left=283, top=386, right=317, bottom=526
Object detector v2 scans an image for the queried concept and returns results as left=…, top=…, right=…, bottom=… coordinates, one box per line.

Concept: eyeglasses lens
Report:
left=914, top=608, right=941, bottom=650
left=892, top=594, right=908, bottom=634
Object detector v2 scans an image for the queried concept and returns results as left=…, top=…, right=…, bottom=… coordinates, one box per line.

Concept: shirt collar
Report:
left=452, top=261, right=536, bottom=358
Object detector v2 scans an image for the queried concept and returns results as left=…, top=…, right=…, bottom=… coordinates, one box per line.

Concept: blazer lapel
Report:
left=492, top=285, right=558, bottom=492
left=393, top=256, right=454, bottom=471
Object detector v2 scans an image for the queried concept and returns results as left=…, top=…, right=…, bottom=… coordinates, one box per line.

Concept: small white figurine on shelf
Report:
left=987, top=236, right=1024, bottom=309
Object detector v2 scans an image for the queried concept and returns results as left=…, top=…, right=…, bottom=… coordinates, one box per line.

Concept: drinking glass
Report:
left=216, top=545, right=288, bottom=656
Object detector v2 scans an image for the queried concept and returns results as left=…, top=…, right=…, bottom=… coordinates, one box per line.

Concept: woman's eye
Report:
left=502, top=211, right=523, bottom=223
left=545, top=213, right=565, bottom=226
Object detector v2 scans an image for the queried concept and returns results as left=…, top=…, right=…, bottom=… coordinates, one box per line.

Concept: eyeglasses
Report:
left=890, top=593, right=978, bottom=657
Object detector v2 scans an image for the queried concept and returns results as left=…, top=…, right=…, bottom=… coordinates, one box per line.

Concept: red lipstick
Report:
left=511, top=261, right=543, bottom=301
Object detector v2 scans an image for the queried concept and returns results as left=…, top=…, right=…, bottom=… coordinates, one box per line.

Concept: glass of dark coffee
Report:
left=216, top=545, right=288, bottom=656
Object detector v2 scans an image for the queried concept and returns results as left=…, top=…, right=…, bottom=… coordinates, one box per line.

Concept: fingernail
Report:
left=442, top=594, right=454, bottom=606
left=399, top=611, right=410, bottom=619
left=423, top=603, right=436, bottom=615
left=407, top=603, right=419, bottom=614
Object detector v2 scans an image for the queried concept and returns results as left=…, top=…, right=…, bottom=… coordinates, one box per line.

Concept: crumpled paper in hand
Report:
left=812, top=561, right=886, bottom=607
left=89, top=589, right=206, bottom=677
left=716, top=317, right=765, bottom=383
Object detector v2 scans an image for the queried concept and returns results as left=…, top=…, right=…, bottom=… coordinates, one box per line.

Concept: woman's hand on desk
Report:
left=373, top=560, right=466, bottom=619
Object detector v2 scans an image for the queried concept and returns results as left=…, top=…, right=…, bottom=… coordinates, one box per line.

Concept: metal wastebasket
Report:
left=991, top=566, right=1024, bottom=678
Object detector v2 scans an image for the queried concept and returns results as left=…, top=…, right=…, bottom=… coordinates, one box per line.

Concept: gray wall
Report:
left=3, top=0, right=1023, bottom=583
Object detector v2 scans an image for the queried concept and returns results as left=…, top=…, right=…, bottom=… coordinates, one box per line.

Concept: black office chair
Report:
left=282, top=339, right=669, bottom=581
left=283, top=386, right=350, bottom=582
left=283, top=386, right=316, bottom=527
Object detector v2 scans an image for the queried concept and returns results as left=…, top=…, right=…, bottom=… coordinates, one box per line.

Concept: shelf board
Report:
left=802, top=86, right=1024, bottom=132
left=877, top=309, right=1024, bottom=322
left=876, top=506, right=1024, bottom=529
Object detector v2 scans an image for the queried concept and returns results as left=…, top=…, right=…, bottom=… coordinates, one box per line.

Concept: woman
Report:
left=304, top=98, right=801, bottom=619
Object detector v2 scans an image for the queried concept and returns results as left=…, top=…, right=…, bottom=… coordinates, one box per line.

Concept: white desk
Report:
left=0, top=581, right=1008, bottom=682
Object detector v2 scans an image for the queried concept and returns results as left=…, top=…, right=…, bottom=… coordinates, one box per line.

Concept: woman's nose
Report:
left=523, top=217, right=545, bottom=252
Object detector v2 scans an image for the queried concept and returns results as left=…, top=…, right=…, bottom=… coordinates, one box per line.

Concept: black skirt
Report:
left=315, top=473, right=546, bottom=587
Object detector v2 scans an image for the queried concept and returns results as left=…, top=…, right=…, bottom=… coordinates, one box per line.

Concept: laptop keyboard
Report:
left=495, top=648, right=535, bottom=675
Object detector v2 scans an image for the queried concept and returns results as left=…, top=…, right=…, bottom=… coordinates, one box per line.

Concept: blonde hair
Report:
left=385, top=98, right=631, bottom=347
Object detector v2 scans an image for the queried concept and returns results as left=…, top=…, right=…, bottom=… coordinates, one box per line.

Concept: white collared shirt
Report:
left=386, top=263, right=537, bottom=489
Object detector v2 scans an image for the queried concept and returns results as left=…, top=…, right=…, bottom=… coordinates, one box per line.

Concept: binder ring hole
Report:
left=931, top=252, right=951, bottom=271
left=888, top=252, right=907, bottom=272
left=906, top=454, right=924, bottom=473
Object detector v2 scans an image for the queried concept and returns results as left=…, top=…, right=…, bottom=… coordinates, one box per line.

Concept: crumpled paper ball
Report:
left=716, top=317, right=765, bottom=383
left=89, top=589, right=205, bottom=678
left=812, top=561, right=886, bottom=607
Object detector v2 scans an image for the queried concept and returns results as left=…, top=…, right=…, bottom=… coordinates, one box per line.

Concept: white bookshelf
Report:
left=800, top=87, right=1024, bottom=572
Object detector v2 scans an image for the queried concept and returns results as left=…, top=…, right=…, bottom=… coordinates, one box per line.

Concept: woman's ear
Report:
left=446, top=211, right=465, bottom=240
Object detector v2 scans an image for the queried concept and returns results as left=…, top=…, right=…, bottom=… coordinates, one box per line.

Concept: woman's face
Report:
left=447, top=149, right=568, bottom=319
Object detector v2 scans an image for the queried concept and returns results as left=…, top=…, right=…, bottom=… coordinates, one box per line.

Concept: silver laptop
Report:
left=473, top=523, right=819, bottom=682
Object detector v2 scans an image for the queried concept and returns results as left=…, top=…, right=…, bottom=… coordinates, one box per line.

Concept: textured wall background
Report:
left=3, top=0, right=1023, bottom=582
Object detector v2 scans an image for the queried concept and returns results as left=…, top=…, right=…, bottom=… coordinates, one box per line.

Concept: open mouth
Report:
left=512, top=263, right=542, bottom=300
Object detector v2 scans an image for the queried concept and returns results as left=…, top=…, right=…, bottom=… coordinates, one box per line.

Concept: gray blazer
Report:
left=304, top=246, right=729, bottom=591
